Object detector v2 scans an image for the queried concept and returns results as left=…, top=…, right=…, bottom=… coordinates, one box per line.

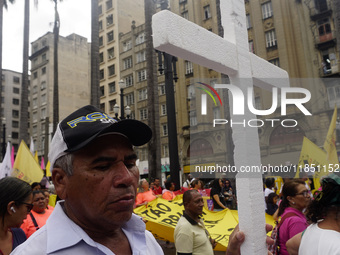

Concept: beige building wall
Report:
left=98, top=0, right=144, bottom=114
left=30, top=32, right=91, bottom=157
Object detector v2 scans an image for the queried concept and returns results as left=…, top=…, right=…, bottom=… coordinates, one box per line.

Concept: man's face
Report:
left=60, top=134, right=139, bottom=231
left=185, top=191, right=204, bottom=217
left=154, top=179, right=160, bottom=187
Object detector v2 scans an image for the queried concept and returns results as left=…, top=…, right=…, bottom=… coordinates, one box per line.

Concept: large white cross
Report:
left=152, top=1, right=289, bottom=254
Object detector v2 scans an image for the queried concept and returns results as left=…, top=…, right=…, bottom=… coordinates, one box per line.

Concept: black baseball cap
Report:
left=48, top=105, right=152, bottom=171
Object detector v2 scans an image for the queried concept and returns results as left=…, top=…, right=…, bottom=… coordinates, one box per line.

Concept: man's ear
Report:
left=52, top=168, right=68, bottom=200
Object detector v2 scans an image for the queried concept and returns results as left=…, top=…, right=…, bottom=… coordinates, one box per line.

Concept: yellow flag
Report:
left=46, top=161, right=52, bottom=177
left=34, top=151, right=39, bottom=163
left=12, top=140, right=44, bottom=184
left=324, top=106, right=339, bottom=165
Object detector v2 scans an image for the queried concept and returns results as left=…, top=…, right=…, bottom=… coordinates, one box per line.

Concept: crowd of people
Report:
left=1, top=105, right=340, bottom=255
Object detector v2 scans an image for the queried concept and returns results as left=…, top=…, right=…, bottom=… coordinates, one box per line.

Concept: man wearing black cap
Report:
left=12, top=105, right=163, bottom=254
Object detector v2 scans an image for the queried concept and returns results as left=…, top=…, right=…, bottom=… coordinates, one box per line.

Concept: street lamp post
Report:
left=113, top=104, right=131, bottom=120
left=118, top=79, right=126, bottom=120
left=2, top=117, right=6, bottom=160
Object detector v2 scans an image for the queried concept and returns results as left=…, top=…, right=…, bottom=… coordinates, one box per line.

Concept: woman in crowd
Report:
left=266, top=192, right=278, bottom=216
left=135, top=179, right=157, bottom=207
left=210, top=178, right=227, bottom=211
left=162, top=180, right=176, bottom=201
left=287, top=173, right=340, bottom=254
left=277, top=179, right=310, bottom=255
left=223, top=179, right=234, bottom=209
left=0, top=177, right=33, bottom=254
left=20, top=190, right=53, bottom=238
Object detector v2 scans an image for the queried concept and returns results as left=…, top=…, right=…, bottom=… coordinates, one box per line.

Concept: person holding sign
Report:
left=174, top=189, right=216, bottom=255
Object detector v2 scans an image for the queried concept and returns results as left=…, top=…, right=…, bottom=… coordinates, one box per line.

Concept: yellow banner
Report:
left=12, top=140, right=44, bottom=184
left=134, top=195, right=275, bottom=251
left=297, top=137, right=337, bottom=189
left=46, top=161, right=52, bottom=177
left=324, top=105, right=339, bottom=165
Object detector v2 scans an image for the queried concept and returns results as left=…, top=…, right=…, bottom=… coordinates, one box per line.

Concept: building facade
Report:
left=29, top=32, right=91, bottom=158
left=1, top=69, right=24, bottom=152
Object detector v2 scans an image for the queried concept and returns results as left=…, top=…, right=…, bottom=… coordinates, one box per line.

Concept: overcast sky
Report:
left=3, top=0, right=91, bottom=73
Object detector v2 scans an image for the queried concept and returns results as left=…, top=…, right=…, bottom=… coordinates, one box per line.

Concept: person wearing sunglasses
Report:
left=20, top=190, right=53, bottom=238
left=0, top=177, right=33, bottom=255
left=276, top=179, right=311, bottom=255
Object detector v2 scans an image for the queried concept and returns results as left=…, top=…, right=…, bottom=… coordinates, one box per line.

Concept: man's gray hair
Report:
left=54, top=153, right=74, bottom=176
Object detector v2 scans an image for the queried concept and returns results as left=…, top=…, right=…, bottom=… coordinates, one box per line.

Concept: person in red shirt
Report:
left=152, top=178, right=163, bottom=195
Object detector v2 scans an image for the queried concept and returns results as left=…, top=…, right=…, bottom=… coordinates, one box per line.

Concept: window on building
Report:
left=107, top=31, right=114, bottom=42
left=100, top=86, right=105, bottom=97
left=123, top=40, right=132, bottom=52
left=13, top=87, right=20, bottom=94
left=163, top=144, right=169, bottom=158
left=182, top=11, right=189, bottom=19
left=41, top=39, right=47, bottom=47
left=246, top=14, right=252, bottom=29
left=125, top=93, right=135, bottom=105
left=109, top=81, right=116, bottom=93
left=100, top=103, right=105, bottom=112
left=204, top=5, right=211, bottom=19
left=109, top=99, right=116, bottom=111
left=32, top=86, right=38, bottom=94
left=1, top=74, right=4, bottom=81
left=42, top=53, right=46, bottom=62
left=107, top=47, right=114, bottom=59
left=265, top=29, right=277, bottom=48
left=12, top=98, right=19, bottom=105
left=140, top=108, right=148, bottom=120
left=185, top=61, right=193, bottom=75
left=13, top=76, right=20, bottom=83
left=137, top=69, right=147, bottom=82
left=318, top=18, right=332, bottom=42
left=106, top=0, right=113, bottom=10
left=315, top=0, right=328, bottom=12
left=262, top=1, right=273, bottom=19
left=161, top=104, right=167, bottom=115
left=12, top=121, right=19, bottom=128
left=32, top=111, right=38, bottom=122
left=106, top=14, right=113, bottom=26
left=136, top=32, right=145, bottom=45
left=98, top=5, right=102, bottom=15
left=12, top=110, right=19, bottom=118
left=188, top=84, right=195, bottom=99
left=162, top=124, right=168, bottom=136
left=41, top=67, right=46, bottom=75
left=99, top=36, right=103, bottom=47
left=159, top=83, right=166, bottom=95
left=108, top=64, right=115, bottom=76
left=189, top=111, right=197, bottom=126
left=33, top=72, right=38, bottom=79
left=100, top=69, right=104, bottom=80
left=12, top=132, right=18, bottom=139
left=138, top=88, right=148, bottom=101
left=41, top=81, right=46, bottom=90
left=41, top=94, right=46, bottom=103
left=269, top=58, right=280, bottom=67
left=41, top=108, right=46, bottom=119
left=125, top=75, right=134, bottom=87
left=32, top=98, right=37, bottom=107
left=249, top=41, right=255, bottom=53
left=136, top=50, right=146, bottom=63
left=99, top=20, right=103, bottom=30
left=33, top=44, right=38, bottom=53
left=123, top=57, right=132, bottom=69
left=99, top=52, right=104, bottom=63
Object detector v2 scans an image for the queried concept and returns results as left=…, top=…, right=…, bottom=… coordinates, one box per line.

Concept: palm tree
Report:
left=0, top=0, right=15, bottom=159
left=90, top=0, right=100, bottom=107
left=52, top=0, right=61, bottom=134
left=19, top=0, right=30, bottom=145
left=144, top=0, right=162, bottom=181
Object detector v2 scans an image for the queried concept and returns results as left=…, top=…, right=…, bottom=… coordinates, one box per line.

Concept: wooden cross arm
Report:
left=152, top=10, right=238, bottom=75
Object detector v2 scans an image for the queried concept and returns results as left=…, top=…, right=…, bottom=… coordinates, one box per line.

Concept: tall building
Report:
left=1, top=69, right=25, bottom=152
left=29, top=32, right=91, bottom=158
left=98, top=0, right=144, bottom=114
